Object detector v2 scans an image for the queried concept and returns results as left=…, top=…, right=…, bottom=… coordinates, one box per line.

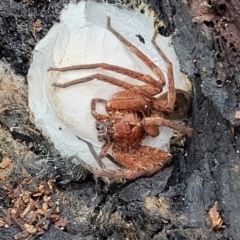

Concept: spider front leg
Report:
left=91, top=98, right=108, bottom=121
left=90, top=98, right=115, bottom=157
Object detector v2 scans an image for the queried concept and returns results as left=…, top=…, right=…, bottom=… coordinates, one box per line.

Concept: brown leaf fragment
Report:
left=49, top=213, right=60, bottom=222
left=33, top=181, right=52, bottom=196
left=35, top=226, right=45, bottom=235
left=36, top=204, right=56, bottom=227
left=32, top=192, right=42, bottom=197
left=36, top=208, right=45, bottom=216
left=24, top=223, right=37, bottom=235
left=20, top=201, right=33, bottom=219
left=22, top=192, right=31, bottom=203
left=42, top=202, right=48, bottom=211
left=1, top=208, right=12, bottom=225
left=55, top=216, right=69, bottom=228
left=11, top=217, right=25, bottom=230
left=10, top=208, right=20, bottom=218
left=33, top=19, right=42, bottom=30
left=208, top=201, right=224, bottom=229
left=13, top=198, right=22, bottom=208
left=32, top=200, right=41, bottom=209
left=235, top=110, right=240, bottom=120
left=12, top=186, right=22, bottom=198
left=14, top=230, right=30, bottom=240
left=43, top=195, right=50, bottom=203
left=0, top=172, right=7, bottom=181
left=0, top=218, right=5, bottom=227
left=0, top=157, right=12, bottom=169
left=25, top=211, right=38, bottom=225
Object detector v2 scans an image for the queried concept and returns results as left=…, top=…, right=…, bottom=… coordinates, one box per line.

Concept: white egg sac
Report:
left=28, top=1, right=191, bottom=169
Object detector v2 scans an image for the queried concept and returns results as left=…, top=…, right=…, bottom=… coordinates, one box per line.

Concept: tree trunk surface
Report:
left=0, top=0, right=239, bottom=239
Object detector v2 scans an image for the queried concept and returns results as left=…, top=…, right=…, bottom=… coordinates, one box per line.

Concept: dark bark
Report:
left=0, top=0, right=240, bottom=239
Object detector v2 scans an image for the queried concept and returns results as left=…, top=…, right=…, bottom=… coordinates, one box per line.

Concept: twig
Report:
left=36, top=204, right=56, bottom=227
left=23, top=124, right=41, bottom=136
left=0, top=107, right=8, bottom=114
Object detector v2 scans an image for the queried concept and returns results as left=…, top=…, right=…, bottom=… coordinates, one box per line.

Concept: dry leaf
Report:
left=36, top=209, right=45, bottom=216
left=0, top=218, right=5, bottom=227
left=24, top=223, right=37, bottom=234
left=55, top=216, right=69, bottom=227
left=235, top=110, right=240, bottom=120
left=12, top=186, right=22, bottom=198
left=14, top=230, right=30, bottom=240
left=1, top=208, right=11, bottom=225
left=208, top=202, right=224, bottom=229
left=42, top=202, right=48, bottom=211
left=0, top=157, right=12, bottom=169
left=0, top=172, right=7, bottom=181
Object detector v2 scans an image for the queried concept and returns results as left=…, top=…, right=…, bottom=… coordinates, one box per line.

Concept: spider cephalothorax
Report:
left=106, top=110, right=145, bottom=145
left=49, top=17, right=192, bottom=179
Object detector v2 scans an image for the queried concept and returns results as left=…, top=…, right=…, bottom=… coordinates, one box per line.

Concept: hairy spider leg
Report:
left=90, top=99, right=114, bottom=157
left=142, top=117, right=193, bottom=136
left=106, top=16, right=166, bottom=86
left=151, top=31, right=176, bottom=112
left=52, top=73, right=155, bottom=102
left=48, top=16, right=165, bottom=97
left=49, top=17, right=178, bottom=110
left=77, top=137, right=132, bottom=171
left=48, top=16, right=166, bottom=88
left=107, top=16, right=176, bottom=113
left=49, top=63, right=162, bottom=91
left=91, top=98, right=108, bottom=121
left=77, top=136, right=106, bottom=169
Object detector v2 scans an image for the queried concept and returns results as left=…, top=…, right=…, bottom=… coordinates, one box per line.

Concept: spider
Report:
left=48, top=17, right=192, bottom=179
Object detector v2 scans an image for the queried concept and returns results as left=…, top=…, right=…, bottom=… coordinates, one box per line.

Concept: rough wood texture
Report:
left=0, top=0, right=240, bottom=239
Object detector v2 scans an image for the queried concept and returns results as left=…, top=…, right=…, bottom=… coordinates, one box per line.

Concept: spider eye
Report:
left=96, top=121, right=105, bottom=132
left=97, top=134, right=106, bottom=142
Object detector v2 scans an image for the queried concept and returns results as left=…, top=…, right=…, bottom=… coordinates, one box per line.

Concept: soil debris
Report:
left=1, top=180, right=68, bottom=240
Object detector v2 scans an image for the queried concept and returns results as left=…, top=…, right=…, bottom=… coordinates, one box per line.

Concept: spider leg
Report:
left=107, top=17, right=166, bottom=86
left=91, top=98, right=109, bottom=121
left=77, top=137, right=128, bottom=172
left=49, top=63, right=162, bottom=90
left=52, top=73, right=155, bottom=101
left=107, top=17, right=177, bottom=113
left=77, top=136, right=106, bottom=169
left=106, top=90, right=149, bottom=110
left=151, top=31, right=176, bottom=112
left=141, top=117, right=193, bottom=136
left=99, top=142, right=113, bottom=158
